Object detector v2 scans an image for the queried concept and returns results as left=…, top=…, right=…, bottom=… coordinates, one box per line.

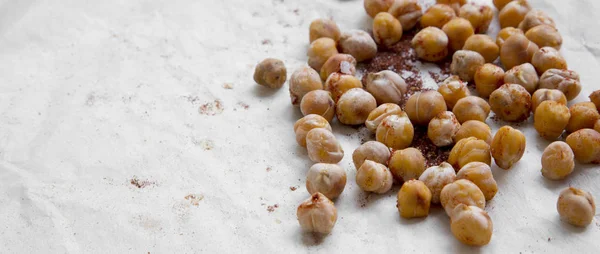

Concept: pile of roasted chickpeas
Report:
left=252, top=0, right=599, bottom=246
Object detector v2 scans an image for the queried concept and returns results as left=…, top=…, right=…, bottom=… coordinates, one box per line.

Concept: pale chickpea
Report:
left=519, top=9, right=556, bottom=32
left=397, top=180, right=432, bottom=218
left=306, top=128, right=344, bottom=163
left=557, top=187, right=596, bottom=227
left=526, top=25, right=562, bottom=50
left=356, top=160, right=394, bottom=194
left=453, top=96, right=491, bottom=123
left=428, top=111, right=461, bottom=147
left=534, top=101, right=571, bottom=140
left=504, top=63, right=539, bottom=94
left=590, top=90, right=600, bottom=111
left=336, top=88, right=377, bottom=125
left=364, top=0, right=395, bottom=18
left=365, top=70, right=408, bottom=105
left=538, top=69, right=581, bottom=101
left=324, top=73, right=363, bottom=102
left=490, top=126, right=526, bottom=169
left=496, top=27, right=524, bottom=49
left=450, top=50, right=485, bottom=82
left=405, top=90, right=448, bottom=126
left=541, top=141, right=575, bottom=180
left=454, top=120, right=492, bottom=144
left=418, top=162, right=456, bottom=204
left=411, top=27, right=449, bottom=62
left=306, top=163, right=347, bottom=199
left=294, top=114, right=333, bottom=147
left=307, top=38, right=339, bottom=72
left=297, top=192, right=338, bottom=234
left=463, top=34, right=499, bottom=63
left=366, top=103, right=403, bottom=132
left=459, top=3, right=493, bottom=34
left=566, top=129, right=600, bottom=164
left=300, top=90, right=336, bottom=122
left=498, top=0, right=531, bottom=28
left=566, top=102, right=600, bottom=133
left=489, top=84, right=532, bottom=122
left=320, top=54, right=357, bottom=81
left=388, top=0, right=423, bottom=31
left=376, top=113, right=415, bottom=149
left=457, top=162, right=498, bottom=200
left=440, top=179, right=486, bottom=217
left=531, top=47, right=567, bottom=75
left=474, top=64, right=505, bottom=98
left=531, top=88, right=567, bottom=113
left=389, top=148, right=426, bottom=181
left=289, top=66, right=323, bottom=106
left=443, top=18, right=475, bottom=53
left=339, top=30, right=378, bottom=62
left=373, top=12, right=403, bottom=47
left=254, top=58, right=287, bottom=89
left=448, top=137, right=492, bottom=170
left=450, top=204, right=493, bottom=246
left=500, top=34, right=539, bottom=70
left=309, top=18, right=341, bottom=43
left=352, top=141, right=391, bottom=169
left=420, top=4, right=456, bottom=29
left=438, top=76, right=471, bottom=109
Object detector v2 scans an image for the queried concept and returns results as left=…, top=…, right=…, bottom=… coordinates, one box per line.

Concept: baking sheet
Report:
left=0, top=0, right=599, bottom=252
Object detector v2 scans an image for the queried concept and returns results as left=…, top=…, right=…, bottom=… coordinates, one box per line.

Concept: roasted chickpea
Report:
left=289, top=66, right=323, bottom=106
left=420, top=4, right=456, bottom=29
left=566, top=129, right=600, bottom=164
left=389, top=148, right=426, bottom=181
left=504, top=63, right=539, bottom=94
left=339, top=30, right=378, bottom=62
left=596, top=120, right=600, bottom=133
left=352, top=141, right=391, bottom=169
left=418, top=162, right=456, bottom=204
left=463, top=35, right=499, bottom=63
left=320, top=54, right=357, bottom=81
left=538, top=69, right=582, bottom=101
left=448, top=137, right=492, bottom=170
left=492, top=0, right=513, bottom=10
left=500, top=34, right=539, bottom=70
left=450, top=204, right=493, bottom=246
left=294, top=114, right=333, bottom=147
left=498, top=0, right=531, bottom=28
left=443, top=18, right=475, bottom=53
left=438, top=76, right=471, bottom=109
left=436, top=0, right=466, bottom=13
left=490, top=126, right=526, bottom=169
left=531, top=88, right=567, bottom=113
left=307, top=38, right=339, bottom=72
left=373, top=12, right=404, bottom=47
left=324, top=73, right=363, bottom=102
left=376, top=113, right=415, bottom=149
left=388, top=0, right=423, bottom=31
left=474, top=64, right=505, bottom=98
left=397, top=180, right=432, bottom=218
left=336, top=88, right=377, bottom=125
left=518, top=9, right=556, bottom=32
left=532, top=47, right=567, bottom=75
left=428, top=111, right=461, bottom=147
left=365, top=70, right=408, bottom=105
left=590, top=90, right=600, bottom=111
left=459, top=3, right=493, bottom=34
left=364, top=0, right=395, bottom=18
left=306, top=163, right=347, bottom=199
left=301, top=90, right=336, bottom=122
left=566, top=102, right=600, bottom=133
left=534, top=101, right=570, bottom=140
left=411, top=27, right=449, bottom=62
left=489, top=84, right=532, bottom=122
left=440, top=179, right=486, bottom=217
left=541, top=141, right=575, bottom=180
left=254, top=58, right=287, bottom=89
left=366, top=103, right=403, bottom=132
left=557, top=187, right=596, bottom=227
left=457, top=162, right=498, bottom=200
left=405, top=90, right=448, bottom=126
left=526, top=25, right=562, bottom=50
left=454, top=120, right=492, bottom=144
left=297, top=192, right=338, bottom=234
left=450, top=50, right=485, bottom=82
left=496, top=27, right=524, bottom=49
left=356, top=160, right=394, bottom=194
left=306, top=128, right=344, bottom=163
left=309, top=19, right=341, bottom=43
left=453, top=96, right=491, bottom=123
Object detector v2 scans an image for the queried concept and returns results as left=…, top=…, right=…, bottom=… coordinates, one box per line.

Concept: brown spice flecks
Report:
left=293, top=9, right=299, bottom=15
left=266, top=166, right=272, bottom=172
left=130, top=176, right=156, bottom=188
left=267, top=204, right=279, bottom=212
left=184, top=194, right=204, bottom=206
left=199, top=100, right=224, bottom=115
left=411, top=127, right=452, bottom=167
left=290, top=186, right=298, bottom=191
left=237, top=102, right=249, bottom=110
left=261, top=39, right=271, bottom=45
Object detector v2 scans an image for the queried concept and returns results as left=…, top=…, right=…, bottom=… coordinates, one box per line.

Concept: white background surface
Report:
left=1, top=0, right=600, bottom=253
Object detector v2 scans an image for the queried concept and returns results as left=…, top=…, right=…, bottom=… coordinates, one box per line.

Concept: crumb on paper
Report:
left=290, top=186, right=298, bottom=191
left=267, top=204, right=279, bottom=212
left=183, top=95, right=201, bottom=104
left=222, top=83, right=233, bottom=89
left=261, top=39, right=271, bottom=45
left=266, top=166, right=272, bottom=172
left=130, top=176, right=156, bottom=188
left=237, top=102, right=249, bottom=110
left=184, top=194, right=204, bottom=206
left=197, top=139, right=214, bottom=150
left=199, top=100, right=224, bottom=115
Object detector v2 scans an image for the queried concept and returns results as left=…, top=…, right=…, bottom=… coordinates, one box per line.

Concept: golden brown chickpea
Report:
left=289, top=66, right=323, bottom=106
left=538, top=69, right=582, bottom=101
left=541, top=141, right=575, bottom=180
left=365, top=70, right=408, bottom=105
left=443, top=18, right=475, bottom=53
left=454, top=120, right=492, bottom=144
left=307, top=38, right=339, bottom=72
left=526, top=25, right=562, bottom=50
left=397, top=180, right=432, bottom=218
left=356, top=160, right=394, bottom=193
left=411, top=27, right=449, bottom=62
left=352, top=141, right=391, bottom=169
left=440, top=179, right=486, bottom=216
left=590, top=90, right=600, bottom=111
left=336, top=88, right=377, bottom=125
left=459, top=3, right=493, bottom=34
left=596, top=120, right=600, bottom=133
left=428, top=111, right=461, bottom=147
left=474, top=64, right=505, bottom=98
left=438, top=76, right=471, bottom=109
left=254, top=58, right=287, bottom=89
left=531, top=88, right=567, bottom=113
left=418, top=162, right=456, bottom=204
left=448, top=137, right=492, bottom=170
left=496, top=27, right=524, bottom=49
left=309, top=18, right=341, bottom=43
left=566, top=102, right=600, bottom=133
left=493, top=0, right=514, bottom=10
left=364, top=0, right=395, bottom=18
left=450, top=204, right=493, bottom=246
left=489, top=84, right=532, bottom=122
left=532, top=47, right=567, bottom=75
left=376, top=113, right=415, bottom=149
left=373, top=12, right=403, bottom=47
left=534, top=101, right=570, bottom=140
left=388, top=0, right=423, bottom=31
left=518, top=9, right=556, bottom=32
left=339, top=30, right=378, bottom=62
left=324, top=73, right=363, bottom=102
left=420, top=4, right=456, bottom=29
left=306, top=128, right=344, bottom=163
left=320, top=54, right=357, bottom=81
left=294, top=114, right=333, bottom=147
left=463, top=35, right=499, bottom=63
left=490, top=126, right=526, bottom=169
left=557, top=187, right=596, bottom=227
left=504, top=63, right=539, bottom=94
left=405, top=90, right=448, bottom=126
left=297, top=192, right=338, bottom=234
left=306, top=163, right=347, bottom=199
left=389, top=148, right=426, bottom=181
left=450, top=50, right=485, bottom=82
left=453, top=96, right=491, bottom=123
left=498, top=0, right=531, bottom=28
left=566, top=129, right=600, bottom=164
left=457, top=162, right=498, bottom=200
left=301, top=90, right=336, bottom=122
left=500, top=34, right=539, bottom=70
left=366, top=103, right=403, bottom=132
left=436, top=0, right=466, bottom=13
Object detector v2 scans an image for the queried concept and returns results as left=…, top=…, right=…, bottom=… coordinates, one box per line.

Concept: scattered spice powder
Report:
left=410, top=127, right=452, bottom=167
left=267, top=204, right=279, bottom=212
left=199, top=99, right=224, bottom=115
left=130, top=176, right=156, bottom=188
left=290, top=186, right=298, bottom=191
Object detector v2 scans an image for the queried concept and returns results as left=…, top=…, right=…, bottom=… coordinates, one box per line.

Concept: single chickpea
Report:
left=376, top=113, right=415, bottom=149
left=418, top=162, right=456, bottom=204
left=306, top=128, right=344, bottom=163
left=565, top=129, right=600, bottom=164
left=428, top=111, right=461, bottom=147
left=541, top=141, right=575, bottom=180
left=496, top=27, right=524, bottom=49
left=532, top=47, right=567, bottom=75
left=489, top=84, right=532, bottom=122
left=411, top=27, right=449, bottom=62
left=474, top=64, right=505, bottom=98
left=306, top=163, right=347, bottom=199
left=450, top=50, right=485, bottom=82
left=596, top=120, right=600, bottom=133
left=254, top=58, right=287, bottom=89
left=457, top=162, right=498, bottom=200
left=289, top=66, right=323, bottom=106
left=352, top=141, right=391, bottom=169
left=463, top=35, right=499, bottom=63
left=492, top=0, right=513, bottom=10
left=307, top=38, right=339, bottom=72
left=526, top=25, right=562, bottom=50
left=373, top=12, right=403, bottom=47
left=538, top=69, right=582, bottom=101
left=453, top=96, right=491, bottom=123
left=300, top=90, right=336, bottom=122
left=557, top=187, right=596, bottom=227
left=324, top=73, right=363, bottom=102
left=534, top=101, right=571, bottom=140
left=366, top=103, right=403, bottom=132
left=450, top=204, right=493, bottom=246
left=531, top=88, right=567, bottom=113
left=294, top=114, right=333, bottom=147
left=309, top=19, right=341, bottom=43
left=365, top=70, right=408, bottom=105
left=364, top=0, right=395, bottom=18
left=356, top=160, right=394, bottom=194
left=388, top=0, right=423, bottom=31
left=405, top=90, right=448, bottom=126
left=436, top=0, right=466, bottom=13
left=440, top=179, right=486, bottom=217
left=590, top=90, right=600, bottom=111
left=566, top=102, right=600, bottom=133
left=442, top=18, right=475, bottom=53
left=454, top=120, right=492, bottom=144
left=500, top=34, right=539, bottom=70
left=336, top=88, right=377, bottom=125
left=420, top=4, right=456, bottom=29
left=498, top=0, right=531, bottom=28
left=459, top=3, right=493, bottom=34
left=339, top=30, right=378, bottom=62
left=397, top=180, right=432, bottom=218
left=438, top=76, right=471, bottom=109
left=320, top=54, right=357, bottom=81
left=448, top=137, right=492, bottom=170
left=519, top=9, right=556, bottom=32
left=297, top=192, right=338, bottom=234
left=504, top=63, right=539, bottom=94
left=490, top=126, right=526, bottom=169
left=389, top=148, right=426, bottom=181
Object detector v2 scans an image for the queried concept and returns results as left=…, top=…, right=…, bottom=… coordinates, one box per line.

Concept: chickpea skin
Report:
left=504, top=63, right=539, bottom=94
left=442, top=18, right=475, bottom=53
left=541, top=141, right=575, bottom=180
left=459, top=3, right=493, bottom=34
left=531, top=88, right=567, bottom=113
left=454, top=120, right=493, bottom=144
left=457, top=162, right=498, bottom=200
left=450, top=50, right=485, bottom=82
left=294, top=114, right=333, bottom=147
left=373, top=12, right=404, bottom=47
left=493, top=0, right=513, bottom=10
left=356, top=160, right=394, bottom=194
left=450, top=204, right=493, bottom=246
left=306, top=163, right=347, bottom=199
left=366, top=103, right=403, bottom=132
left=436, top=0, right=466, bottom=14
left=496, top=27, right=524, bottom=49
left=405, top=90, right=448, bottom=126
left=500, top=34, right=539, bottom=70
left=339, top=30, right=378, bottom=62
left=538, top=69, right=582, bottom=101
left=590, top=90, right=600, bottom=111
left=418, top=162, right=457, bottom=204
left=297, top=192, right=338, bottom=234
left=526, top=25, right=563, bottom=50
left=336, top=88, right=377, bottom=125
left=254, top=58, right=287, bottom=89
left=388, top=0, right=423, bottom=31
left=566, top=102, right=600, bottom=133
left=289, top=66, right=323, bottom=106
left=376, top=113, right=415, bottom=149
left=463, top=35, right=499, bottom=63
left=490, top=126, right=526, bottom=169
left=453, top=96, right=491, bottom=123
left=300, top=90, right=336, bottom=122
left=352, top=141, right=391, bottom=169
left=428, top=111, right=461, bottom=147
left=420, top=4, right=456, bottom=29
left=320, top=54, right=357, bottom=81
left=306, top=128, right=344, bottom=163
left=397, top=180, right=432, bottom=218
left=309, top=19, right=341, bottom=43
left=448, top=137, right=492, bottom=170
left=389, top=148, right=426, bottom=181
left=566, top=129, right=600, bottom=164
left=557, top=187, right=596, bottom=227
left=440, top=179, right=486, bottom=217
left=411, top=27, right=449, bottom=62
left=519, top=9, right=556, bottom=33
left=364, top=0, right=395, bottom=18
left=489, top=84, right=532, bottom=122
left=532, top=47, right=567, bottom=75
left=498, top=0, right=531, bottom=28
left=534, top=101, right=571, bottom=140
left=474, top=64, right=505, bottom=98
left=307, top=38, right=339, bottom=72
left=365, top=70, right=408, bottom=105
left=324, top=73, right=363, bottom=102
left=438, top=76, right=471, bottom=109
